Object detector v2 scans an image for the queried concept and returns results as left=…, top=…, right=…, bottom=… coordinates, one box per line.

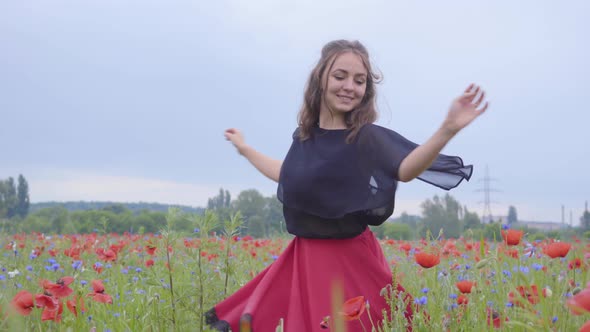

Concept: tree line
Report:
left=1, top=180, right=586, bottom=240
left=0, top=175, right=30, bottom=219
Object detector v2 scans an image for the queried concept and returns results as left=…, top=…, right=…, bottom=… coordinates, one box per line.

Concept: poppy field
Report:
left=2, top=211, right=590, bottom=331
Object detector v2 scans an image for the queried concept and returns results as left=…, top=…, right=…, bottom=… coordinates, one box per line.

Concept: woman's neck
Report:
left=318, top=109, right=347, bottom=130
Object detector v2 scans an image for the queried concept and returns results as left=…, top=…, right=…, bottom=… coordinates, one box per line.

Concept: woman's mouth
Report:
left=337, top=95, right=354, bottom=103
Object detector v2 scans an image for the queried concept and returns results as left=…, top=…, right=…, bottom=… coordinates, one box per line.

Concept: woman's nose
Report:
left=343, top=79, right=354, bottom=91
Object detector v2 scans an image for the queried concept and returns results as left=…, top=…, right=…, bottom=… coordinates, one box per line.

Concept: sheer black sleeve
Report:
left=277, top=124, right=473, bottom=233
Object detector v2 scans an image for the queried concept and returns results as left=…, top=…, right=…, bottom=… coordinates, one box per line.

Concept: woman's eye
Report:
left=356, top=81, right=365, bottom=85
left=334, top=76, right=344, bottom=80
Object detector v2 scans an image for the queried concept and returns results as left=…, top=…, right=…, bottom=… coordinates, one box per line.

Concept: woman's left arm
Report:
left=397, top=84, right=488, bottom=182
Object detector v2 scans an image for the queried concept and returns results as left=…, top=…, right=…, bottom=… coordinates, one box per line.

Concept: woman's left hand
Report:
left=443, top=84, right=489, bottom=134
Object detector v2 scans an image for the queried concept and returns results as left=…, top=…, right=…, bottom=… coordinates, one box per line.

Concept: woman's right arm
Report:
left=224, top=128, right=282, bottom=183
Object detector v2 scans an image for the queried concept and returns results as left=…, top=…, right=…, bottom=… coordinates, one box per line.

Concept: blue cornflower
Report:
left=532, top=263, right=544, bottom=271
left=194, top=228, right=200, bottom=233
left=414, top=296, right=428, bottom=305
left=72, top=261, right=83, bottom=270
left=506, top=302, right=513, bottom=308
left=520, top=266, right=530, bottom=274
left=272, top=255, right=279, bottom=260
left=29, top=253, right=37, bottom=260
left=421, top=288, right=429, bottom=294
left=46, top=258, right=56, bottom=264
left=502, top=270, right=512, bottom=278
left=132, top=276, right=139, bottom=282
left=26, top=265, right=33, bottom=271
left=81, top=280, right=88, bottom=286
left=51, top=263, right=60, bottom=271
left=0, top=275, right=5, bottom=281
left=502, top=224, right=510, bottom=230
left=552, top=317, right=558, bottom=323
left=121, top=268, right=129, bottom=274
left=449, top=294, right=458, bottom=299
left=487, top=301, right=494, bottom=307
left=135, top=267, right=142, bottom=273
left=465, top=264, right=471, bottom=270
left=105, top=263, right=112, bottom=269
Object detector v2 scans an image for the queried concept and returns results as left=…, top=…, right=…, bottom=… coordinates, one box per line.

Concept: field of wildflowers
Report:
left=2, top=210, right=590, bottom=331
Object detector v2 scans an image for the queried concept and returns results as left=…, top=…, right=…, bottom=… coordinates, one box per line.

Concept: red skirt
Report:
left=206, top=228, right=413, bottom=331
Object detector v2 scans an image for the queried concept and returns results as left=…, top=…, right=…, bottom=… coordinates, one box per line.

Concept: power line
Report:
left=475, top=165, right=501, bottom=223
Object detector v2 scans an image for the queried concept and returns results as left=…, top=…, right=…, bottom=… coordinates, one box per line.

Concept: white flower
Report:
left=8, top=269, right=20, bottom=278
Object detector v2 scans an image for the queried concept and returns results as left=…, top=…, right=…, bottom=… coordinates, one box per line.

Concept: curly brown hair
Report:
left=297, top=40, right=382, bottom=143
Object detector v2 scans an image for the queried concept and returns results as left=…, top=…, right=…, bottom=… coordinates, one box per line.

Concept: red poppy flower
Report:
left=486, top=308, right=507, bottom=329
left=10, top=290, right=34, bottom=316
left=340, top=296, right=366, bottom=321
left=508, top=285, right=541, bottom=307
left=456, top=281, right=475, bottom=294
left=41, top=300, right=63, bottom=322
left=66, top=296, right=85, bottom=317
left=93, top=262, right=103, bottom=274
left=145, top=259, right=154, bottom=267
left=501, top=229, right=523, bottom=246
left=146, top=245, right=157, bottom=256
left=415, top=252, right=440, bottom=268
left=41, top=276, right=74, bottom=298
left=543, top=242, right=571, bottom=258
left=87, top=280, right=113, bottom=304
left=457, top=295, right=469, bottom=305
left=569, top=258, right=583, bottom=270
left=95, top=248, right=117, bottom=262
left=567, top=287, right=590, bottom=315
left=35, top=294, right=58, bottom=310
left=580, top=320, right=590, bottom=332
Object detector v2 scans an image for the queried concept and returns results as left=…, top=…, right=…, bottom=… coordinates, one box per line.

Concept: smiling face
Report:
left=321, top=51, right=368, bottom=118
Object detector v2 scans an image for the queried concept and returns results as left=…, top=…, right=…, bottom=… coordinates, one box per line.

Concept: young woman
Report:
left=207, top=40, right=487, bottom=331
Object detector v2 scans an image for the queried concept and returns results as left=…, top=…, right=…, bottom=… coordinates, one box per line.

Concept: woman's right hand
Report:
left=224, top=128, right=247, bottom=155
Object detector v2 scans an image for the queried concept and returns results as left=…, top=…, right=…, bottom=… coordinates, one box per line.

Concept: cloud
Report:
left=23, top=169, right=229, bottom=207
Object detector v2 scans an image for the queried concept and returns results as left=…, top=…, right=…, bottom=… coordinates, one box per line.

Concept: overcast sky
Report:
left=1, top=0, right=588, bottom=224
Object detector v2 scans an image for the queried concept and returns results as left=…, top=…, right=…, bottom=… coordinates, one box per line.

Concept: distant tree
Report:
left=3, top=177, right=18, bottom=218
left=463, top=206, right=481, bottom=230
left=397, top=212, right=420, bottom=228
left=264, top=195, right=285, bottom=235
left=232, top=189, right=266, bottom=237
left=382, top=223, right=412, bottom=240
left=208, top=188, right=229, bottom=210
left=224, top=189, right=231, bottom=208
left=507, top=206, right=518, bottom=225
left=420, top=194, right=463, bottom=239
left=17, top=175, right=30, bottom=218
left=101, top=203, right=129, bottom=214
left=0, top=180, right=6, bottom=217
left=581, top=209, right=590, bottom=230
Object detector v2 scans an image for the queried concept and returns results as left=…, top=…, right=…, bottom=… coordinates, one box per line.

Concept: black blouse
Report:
left=277, top=124, right=472, bottom=239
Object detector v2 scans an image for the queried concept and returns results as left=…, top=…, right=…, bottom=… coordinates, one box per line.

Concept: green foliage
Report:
left=507, top=205, right=518, bottom=225
left=16, top=174, right=30, bottom=218
left=382, top=222, right=413, bottom=240
left=419, top=194, right=473, bottom=238
left=31, top=201, right=204, bottom=214
left=529, top=232, right=546, bottom=241
left=581, top=209, right=590, bottom=230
